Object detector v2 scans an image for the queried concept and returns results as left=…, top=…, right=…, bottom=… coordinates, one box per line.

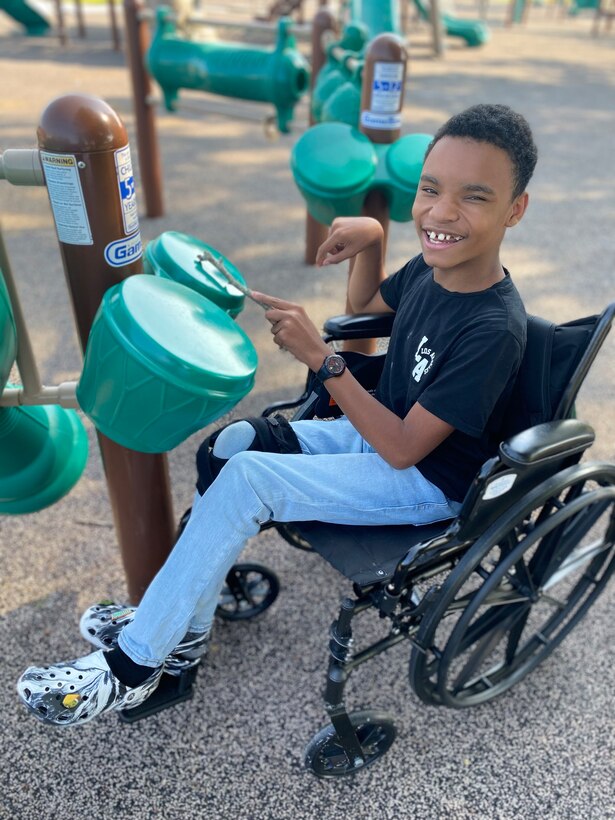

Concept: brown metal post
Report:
left=344, top=33, right=407, bottom=354
left=108, top=0, right=121, bottom=52
left=304, top=5, right=338, bottom=265
left=37, top=94, right=175, bottom=603
left=53, top=0, right=67, bottom=46
left=74, top=0, right=86, bottom=39
left=123, top=0, right=164, bottom=218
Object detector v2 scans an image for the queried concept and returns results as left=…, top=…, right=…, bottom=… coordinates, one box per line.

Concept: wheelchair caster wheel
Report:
left=305, top=710, right=396, bottom=777
left=215, top=563, right=280, bottom=621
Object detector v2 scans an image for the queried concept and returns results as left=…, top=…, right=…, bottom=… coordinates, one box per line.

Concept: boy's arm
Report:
left=315, top=217, right=394, bottom=316
left=252, top=293, right=453, bottom=470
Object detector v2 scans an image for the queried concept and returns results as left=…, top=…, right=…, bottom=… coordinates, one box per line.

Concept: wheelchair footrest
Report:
left=118, top=666, right=199, bottom=723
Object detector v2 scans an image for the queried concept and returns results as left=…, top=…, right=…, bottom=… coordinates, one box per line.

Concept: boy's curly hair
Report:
left=427, top=104, right=538, bottom=200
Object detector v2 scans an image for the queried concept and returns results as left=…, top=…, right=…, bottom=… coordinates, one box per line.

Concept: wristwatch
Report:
left=316, top=353, right=347, bottom=382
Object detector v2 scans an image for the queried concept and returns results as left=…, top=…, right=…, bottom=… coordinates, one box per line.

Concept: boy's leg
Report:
left=118, top=445, right=458, bottom=669
left=78, top=417, right=365, bottom=660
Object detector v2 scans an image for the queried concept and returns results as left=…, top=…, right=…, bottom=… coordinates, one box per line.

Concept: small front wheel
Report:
left=215, top=563, right=280, bottom=621
left=305, top=710, right=397, bottom=778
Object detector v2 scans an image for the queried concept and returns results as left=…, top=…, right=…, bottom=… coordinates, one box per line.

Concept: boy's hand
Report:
left=251, top=292, right=331, bottom=371
left=315, top=217, right=384, bottom=267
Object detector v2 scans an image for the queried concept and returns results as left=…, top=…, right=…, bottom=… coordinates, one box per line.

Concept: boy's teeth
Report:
left=428, top=231, right=461, bottom=242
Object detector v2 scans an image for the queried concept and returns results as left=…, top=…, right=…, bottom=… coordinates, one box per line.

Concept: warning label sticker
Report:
left=114, top=145, right=139, bottom=237
left=371, top=62, right=404, bottom=114
left=40, top=152, right=93, bottom=246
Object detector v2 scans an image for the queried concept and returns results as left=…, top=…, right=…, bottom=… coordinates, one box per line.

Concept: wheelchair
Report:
left=123, top=301, right=615, bottom=779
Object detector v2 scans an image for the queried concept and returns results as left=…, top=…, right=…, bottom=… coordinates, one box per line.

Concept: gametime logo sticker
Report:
left=104, top=232, right=143, bottom=268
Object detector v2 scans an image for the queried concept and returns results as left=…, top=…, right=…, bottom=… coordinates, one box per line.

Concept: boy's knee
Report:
left=212, top=420, right=257, bottom=460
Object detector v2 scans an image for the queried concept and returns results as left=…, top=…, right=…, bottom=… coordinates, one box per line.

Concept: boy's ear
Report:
left=506, top=192, right=529, bottom=227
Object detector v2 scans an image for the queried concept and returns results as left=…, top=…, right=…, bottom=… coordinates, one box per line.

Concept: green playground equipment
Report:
left=76, top=275, right=258, bottom=454
left=143, top=232, right=247, bottom=319
left=347, top=0, right=404, bottom=37
left=1, top=254, right=88, bottom=515
left=568, top=0, right=599, bottom=14
left=0, top=268, right=17, bottom=392
left=146, top=9, right=311, bottom=133
left=291, top=122, right=432, bottom=225
left=311, top=23, right=368, bottom=127
left=413, top=0, right=489, bottom=46
left=0, top=0, right=50, bottom=35
left=0, top=402, right=88, bottom=515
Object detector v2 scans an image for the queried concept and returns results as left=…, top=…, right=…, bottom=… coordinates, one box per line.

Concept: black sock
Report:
left=106, top=646, right=161, bottom=688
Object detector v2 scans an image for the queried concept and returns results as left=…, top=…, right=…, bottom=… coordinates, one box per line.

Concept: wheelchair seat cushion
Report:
left=288, top=519, right=452, bottom=587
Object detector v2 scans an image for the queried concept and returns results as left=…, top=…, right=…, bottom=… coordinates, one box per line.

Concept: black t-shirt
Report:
left=377, top=254, right=527, bottom=502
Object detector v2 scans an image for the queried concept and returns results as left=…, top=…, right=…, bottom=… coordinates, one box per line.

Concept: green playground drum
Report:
left=384, top=133, right=433, bottom=222
left=291, top=122, right=377, bottom=225
left=144, top=232, right=246, bottom=318
left=76, top=275, right=258, bottom=453
left=0, top=403, right=88, bottom=515
left=0, top=269, right=18, bottom=392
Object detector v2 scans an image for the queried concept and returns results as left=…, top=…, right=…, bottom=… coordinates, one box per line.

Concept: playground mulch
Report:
left=0, top=4, right=614, bottom=819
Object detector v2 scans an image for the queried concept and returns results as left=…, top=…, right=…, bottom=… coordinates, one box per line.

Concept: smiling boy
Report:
left=17, top=104, right=538, bottom=726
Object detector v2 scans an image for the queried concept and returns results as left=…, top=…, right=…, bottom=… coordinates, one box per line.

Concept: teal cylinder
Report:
left=385, top=132, right=433, bottom=221
left=321, top=77, right=362, bottom=127
left=144, top=232, right=246, bottom=318
left=348, top=0, right=402, bottom=37
left=76, top=275, right=258, bottom=454
left=0, top=269, right=18, bottom=392
left=0, top=403, right=88, bottom=515
left=147, top=11, right=310, bottom=133
left=291, top=123, right=377, bottom=224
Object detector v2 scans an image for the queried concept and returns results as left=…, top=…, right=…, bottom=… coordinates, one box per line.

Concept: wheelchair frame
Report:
left=122, top=303, right=615, bottom=779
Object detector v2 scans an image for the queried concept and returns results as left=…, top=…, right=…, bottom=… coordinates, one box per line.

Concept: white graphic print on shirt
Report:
left=412, top=335, right=435, bottom=383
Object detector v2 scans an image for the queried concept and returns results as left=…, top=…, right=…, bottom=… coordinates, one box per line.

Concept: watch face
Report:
left=325, top=355, right=346, bottom=376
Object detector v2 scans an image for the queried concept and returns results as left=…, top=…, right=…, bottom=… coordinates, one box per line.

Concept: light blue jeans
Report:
left=118, top=417, right=461, bottom=668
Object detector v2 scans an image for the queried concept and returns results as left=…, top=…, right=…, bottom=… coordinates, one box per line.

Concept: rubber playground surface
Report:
left=0, top=4, right=614, bottom=818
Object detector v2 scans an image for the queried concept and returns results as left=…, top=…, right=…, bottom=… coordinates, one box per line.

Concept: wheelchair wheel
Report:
left=305, top=710, right=396, bottom=778
left=409, top=467, right=615, bottom=709
left=215, top=563, right=280, bottom=621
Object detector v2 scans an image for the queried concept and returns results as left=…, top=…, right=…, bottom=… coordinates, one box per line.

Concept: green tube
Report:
left=147, top=11, right=310, bottom=133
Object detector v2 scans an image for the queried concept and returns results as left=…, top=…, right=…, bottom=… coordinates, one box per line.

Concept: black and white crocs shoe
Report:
left=80, top=601, right=209, bottom=676
left=16, top=649, right=163, bottom=727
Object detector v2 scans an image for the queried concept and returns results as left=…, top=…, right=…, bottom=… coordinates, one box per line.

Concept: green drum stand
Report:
left=291, top=122, right=432, bottom=225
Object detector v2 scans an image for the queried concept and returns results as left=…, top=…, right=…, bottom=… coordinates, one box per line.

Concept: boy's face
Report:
left=412, top=136, right=528, bottom=285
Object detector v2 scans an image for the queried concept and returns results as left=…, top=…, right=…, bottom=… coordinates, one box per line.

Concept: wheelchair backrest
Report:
left=453, top=302, right=615, bottom=542
left=498, top=310, right=606, bottom=439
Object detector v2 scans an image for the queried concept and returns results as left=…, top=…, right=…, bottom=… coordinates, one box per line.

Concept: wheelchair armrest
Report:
left=322, top=313, right=395, bottom=342
left=499, top=419, right=595, bottom=468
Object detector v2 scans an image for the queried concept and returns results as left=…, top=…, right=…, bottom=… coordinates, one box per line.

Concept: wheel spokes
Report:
left=452, top=605, right=531, bottom=693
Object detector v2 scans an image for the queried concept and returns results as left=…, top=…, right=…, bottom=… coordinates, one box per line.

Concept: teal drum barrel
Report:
left=76, top=276, right=258, bottom=453
left=0, top=269, right=18, bottom=392
left=291, top=123, right=377, bottom=225
left=144, top=232, right=246, bottom=318
left=0, top=403, right=88, bottom=515
left=384, top=133, right=433, bottom=222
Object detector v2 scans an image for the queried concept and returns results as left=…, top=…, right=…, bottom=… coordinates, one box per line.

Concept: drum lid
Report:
left=146, top=232, right=246, bottom=315
left=104, top=276, right=257, bottom=397
left=291, top=123, right=376, bottom=195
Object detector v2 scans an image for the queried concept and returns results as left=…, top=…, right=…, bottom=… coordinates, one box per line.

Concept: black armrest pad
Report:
left=323, top=313, right=395, bottom=341
left=500, top=419, right=595, bottom=467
